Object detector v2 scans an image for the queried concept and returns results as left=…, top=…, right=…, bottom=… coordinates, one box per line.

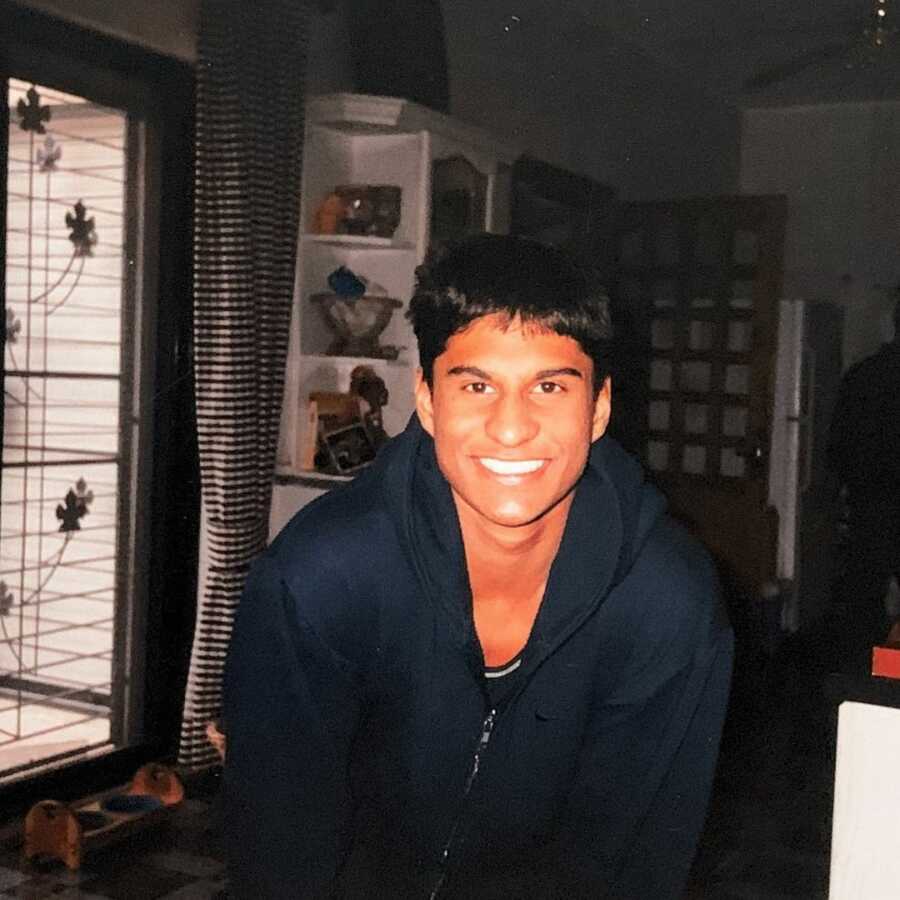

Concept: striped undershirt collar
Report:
left=484, top=654, right=523, bottom=679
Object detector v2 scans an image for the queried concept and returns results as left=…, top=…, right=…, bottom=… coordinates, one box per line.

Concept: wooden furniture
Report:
left=23, top=763, right=183, bottom=870
left=270, top=93, right=516, bottom=537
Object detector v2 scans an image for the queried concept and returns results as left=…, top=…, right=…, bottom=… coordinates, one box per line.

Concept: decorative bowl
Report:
left=312, top=292, right=402, bottom=358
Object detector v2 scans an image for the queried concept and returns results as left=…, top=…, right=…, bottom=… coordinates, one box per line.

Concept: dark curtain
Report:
left=179, top=0, right=310, bottom=767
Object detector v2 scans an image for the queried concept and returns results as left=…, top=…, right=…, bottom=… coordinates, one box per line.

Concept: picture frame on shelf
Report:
left=317, top=421, right=377, bottom=475
left=430, top=155, right=487, bottom=246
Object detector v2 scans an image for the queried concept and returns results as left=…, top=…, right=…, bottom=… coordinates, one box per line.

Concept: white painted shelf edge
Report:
left=298, top=353, right=410, bottom=367
left=306, top=93, right=519, bottom=164
left=300, top=233, right=416, bottom=252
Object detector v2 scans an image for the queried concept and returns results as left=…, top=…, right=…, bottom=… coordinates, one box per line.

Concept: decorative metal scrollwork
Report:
left=56, top=479, right=94, bottom=532
left=16, top=85, right=51, bottom=134
left=36, top=135, right=61, bottom=172
left=0, top=582, right=13, bottom=617
left=5, top=308, right=21, bottom=344
left=65, top=200, right=97, bottom=257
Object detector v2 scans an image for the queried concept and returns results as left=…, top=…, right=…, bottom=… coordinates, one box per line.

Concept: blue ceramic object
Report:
left=327, top=265, right=366, bottom=298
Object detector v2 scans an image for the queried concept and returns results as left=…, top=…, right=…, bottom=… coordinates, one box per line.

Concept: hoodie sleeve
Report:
left=531, top=573, right=733, bottom=900
left=607, top=624, right=734, bottom=899
left=223, top=553, right=361, bottom=899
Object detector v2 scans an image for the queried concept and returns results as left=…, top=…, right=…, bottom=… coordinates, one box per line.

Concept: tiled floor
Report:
left=0, top=637, right=843, bottom=899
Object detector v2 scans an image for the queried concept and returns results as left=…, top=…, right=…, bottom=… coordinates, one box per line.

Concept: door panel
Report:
left=611, top=196, right=787, bottom=599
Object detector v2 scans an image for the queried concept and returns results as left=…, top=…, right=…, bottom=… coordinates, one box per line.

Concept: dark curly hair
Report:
left=407, top=233, right=613, bottom=393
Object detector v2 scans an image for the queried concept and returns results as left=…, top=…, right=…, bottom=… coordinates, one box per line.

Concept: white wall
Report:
left=741, top=103, right=900, bottom=368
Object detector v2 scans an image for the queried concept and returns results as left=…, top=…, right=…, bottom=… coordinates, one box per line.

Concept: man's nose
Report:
left=485, top=393, right=539, bottom=446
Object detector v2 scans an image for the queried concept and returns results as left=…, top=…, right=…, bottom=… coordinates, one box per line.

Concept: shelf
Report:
left=274, top=469, right=354, bottom=490
left=299, top=352, right=409, bottom=367
left=301, top=233, right=415, bottom=252
left=306, top=95, right=519, bottom=163
left=272, top=94, right=513, bottom=538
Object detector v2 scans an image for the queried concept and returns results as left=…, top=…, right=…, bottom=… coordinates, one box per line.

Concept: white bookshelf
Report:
left=271, top=94, right=516, bottom=537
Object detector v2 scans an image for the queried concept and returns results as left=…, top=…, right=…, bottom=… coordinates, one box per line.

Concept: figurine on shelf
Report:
left=334, top=185, right=373, bottom=235
left=312, top=191, right=344, bottom=235
left=350, top=364, right=390, bottom=451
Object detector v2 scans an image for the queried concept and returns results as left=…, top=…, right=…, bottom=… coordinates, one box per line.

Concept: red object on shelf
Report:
left=871, top=644, right=900, bottom=679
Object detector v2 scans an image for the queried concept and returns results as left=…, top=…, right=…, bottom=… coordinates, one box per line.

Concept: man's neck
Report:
left=454, top=493, right=573, bottom=603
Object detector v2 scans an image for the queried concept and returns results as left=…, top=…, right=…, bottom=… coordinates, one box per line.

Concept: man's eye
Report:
left=535, top=382, right=563, bottom=394
left=464, top=382, right=493, bottom=394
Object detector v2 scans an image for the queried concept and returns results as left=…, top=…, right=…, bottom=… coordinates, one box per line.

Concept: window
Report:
left=0, top=7, right=196, bottom=802
left=1, top=79, right=137, bottom=780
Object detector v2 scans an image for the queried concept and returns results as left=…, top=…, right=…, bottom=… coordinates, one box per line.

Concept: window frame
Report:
left=0, top=0, right=197, bottom=818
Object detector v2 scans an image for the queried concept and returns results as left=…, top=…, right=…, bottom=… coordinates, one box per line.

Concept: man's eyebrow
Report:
left=444, top=365, right=585, bottom=380
left=534, top=367, right=584, bottom=380
left=446, top=365, right=492, bottom=379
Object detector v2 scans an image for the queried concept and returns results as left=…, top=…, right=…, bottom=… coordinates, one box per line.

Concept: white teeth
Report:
left=479, top=458, right=544, bottom=475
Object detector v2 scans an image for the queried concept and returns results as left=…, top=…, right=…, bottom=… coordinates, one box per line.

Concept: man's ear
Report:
left=591, top=376, right=612, bottom=442
left=414, top=368, right=436, bottom=437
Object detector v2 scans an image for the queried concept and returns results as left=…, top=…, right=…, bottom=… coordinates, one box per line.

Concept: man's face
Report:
left=415, top=313, right=611, bottom=533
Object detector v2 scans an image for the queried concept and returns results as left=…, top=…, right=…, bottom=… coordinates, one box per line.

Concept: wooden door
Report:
left=610, top=196, right=787, bottom=601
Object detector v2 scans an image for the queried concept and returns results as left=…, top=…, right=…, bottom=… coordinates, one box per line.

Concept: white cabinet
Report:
left=829, top=700, right=900, bottom=899
left=271, top=94, right=516, bottom=538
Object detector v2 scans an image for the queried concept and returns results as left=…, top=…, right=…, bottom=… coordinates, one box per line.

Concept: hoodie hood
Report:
left=378, top=415, right=667, bottom=675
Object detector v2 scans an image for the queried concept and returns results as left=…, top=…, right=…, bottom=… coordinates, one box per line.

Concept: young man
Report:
left=224, top=234, right=733, bottom=899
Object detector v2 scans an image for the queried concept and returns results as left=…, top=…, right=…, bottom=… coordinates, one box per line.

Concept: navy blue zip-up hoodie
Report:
left=224, top=416, right=732, bottom=899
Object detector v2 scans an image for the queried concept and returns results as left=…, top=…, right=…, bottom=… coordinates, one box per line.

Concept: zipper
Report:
left=427, top=707, right=497, bottom=900
left=464, top=707, right=496, bottom=793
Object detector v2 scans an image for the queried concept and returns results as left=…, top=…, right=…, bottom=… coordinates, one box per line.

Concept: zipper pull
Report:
left=479, top=709, right=496, bottom=748
left=464, top=708, right=496, bottom=792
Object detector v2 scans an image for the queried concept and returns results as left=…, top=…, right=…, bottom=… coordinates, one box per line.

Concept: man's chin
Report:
left=451, top=482, right=576, bottom=533
left=482, top=501, right=561, bottom=530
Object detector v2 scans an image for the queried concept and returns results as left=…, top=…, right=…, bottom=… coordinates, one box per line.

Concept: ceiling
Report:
left=471, top=0, right=900, bottom=106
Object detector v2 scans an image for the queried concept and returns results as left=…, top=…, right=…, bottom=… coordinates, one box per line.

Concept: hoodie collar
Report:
left=383, top=415, right=659, bottom=670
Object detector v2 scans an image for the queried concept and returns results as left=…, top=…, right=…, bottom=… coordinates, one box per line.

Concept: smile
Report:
left=477, top=458, right=546, bottom=476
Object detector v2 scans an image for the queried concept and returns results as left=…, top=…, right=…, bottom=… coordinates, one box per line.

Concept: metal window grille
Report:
left=0, top=79, right=136, bottom=780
